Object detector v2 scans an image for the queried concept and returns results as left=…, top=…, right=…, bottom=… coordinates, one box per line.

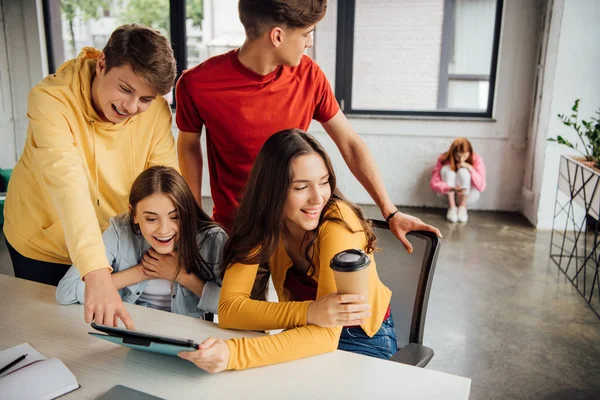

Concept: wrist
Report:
left=306, top=301, right=315, bottom=325
left=83, top=267, right=111, bottom=282
left=135, top=264, right=147, bottom=281
left=385, top=210, right=400, bottom=223
left=175, top=269, right=189, bottom=285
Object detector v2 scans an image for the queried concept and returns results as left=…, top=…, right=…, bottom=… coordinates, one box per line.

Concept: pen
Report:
left=0, top=354, right=27, bottom=374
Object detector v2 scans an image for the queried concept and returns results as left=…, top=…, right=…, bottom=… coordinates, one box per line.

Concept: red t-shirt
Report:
left=176, top=50, right=340, bottom=230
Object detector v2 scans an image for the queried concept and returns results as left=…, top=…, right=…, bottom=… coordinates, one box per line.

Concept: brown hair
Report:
left=129, top=166, right=219, bottom=282
left=238, top=0, right=327, bottom=40
left=221, top=129, right=376, bottom=280
left=103, top=24, right=176, bottom=95
left=440, top=137, right=474, bottom=172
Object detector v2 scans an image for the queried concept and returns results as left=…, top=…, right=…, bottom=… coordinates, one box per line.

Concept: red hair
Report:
left=439, top=138, right=474, bottom=172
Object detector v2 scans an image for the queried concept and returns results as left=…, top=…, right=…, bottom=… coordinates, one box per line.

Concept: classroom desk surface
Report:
left=0, top=274, right=471, bottom=399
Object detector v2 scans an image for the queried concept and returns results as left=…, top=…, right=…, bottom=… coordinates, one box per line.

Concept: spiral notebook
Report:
left=0, top=343, right=80, bottom=400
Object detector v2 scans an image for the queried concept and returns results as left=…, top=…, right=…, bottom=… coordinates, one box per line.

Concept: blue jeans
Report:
left=338, top=312, right=398, bottom=360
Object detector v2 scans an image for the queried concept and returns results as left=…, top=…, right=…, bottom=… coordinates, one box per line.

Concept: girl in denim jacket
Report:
left=56, top=166, right=226, bottom=319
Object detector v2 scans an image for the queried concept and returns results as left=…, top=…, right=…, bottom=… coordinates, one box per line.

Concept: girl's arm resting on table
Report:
left=225, top=324, right=342, bottom=370
left=56, top=264, right=147, bottom=305
left=179, top=324, right=342, bottom=372
left=192, top=227, right=227, bottom=314
left=218, top=262, right=312, bottom=331
left=56, top=266, right=87, bottom=304
left=111, top=265, right=147, bottom=289
left=177, top=272, right=223, bottom=315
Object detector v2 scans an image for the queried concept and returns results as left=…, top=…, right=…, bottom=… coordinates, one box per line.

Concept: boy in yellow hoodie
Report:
left=3, top=24, right=178, bottom=329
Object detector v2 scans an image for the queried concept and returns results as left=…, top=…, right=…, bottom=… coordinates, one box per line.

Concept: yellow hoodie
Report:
left=3, top=48, right=178, bottom=277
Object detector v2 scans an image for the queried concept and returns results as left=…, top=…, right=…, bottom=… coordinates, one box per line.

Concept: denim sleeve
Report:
left=196, top=227, right=227, bottom=314
left=55, top=218, right=121, bottom=305
left=55, top=265, right=86, bottom=304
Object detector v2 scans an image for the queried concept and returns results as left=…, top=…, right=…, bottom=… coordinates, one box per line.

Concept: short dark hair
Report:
left=239, top=0, right=327, bottom=40
left=103, top=24, right=176, bottom=95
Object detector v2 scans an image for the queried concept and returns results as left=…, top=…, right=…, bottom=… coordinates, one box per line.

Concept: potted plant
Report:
left=549, top=99, right=600, bottom=169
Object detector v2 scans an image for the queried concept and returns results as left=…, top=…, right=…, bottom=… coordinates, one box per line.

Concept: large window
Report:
left=333, top=0, right=503, bottom=117
left=43, top=0, right=245, bottom=104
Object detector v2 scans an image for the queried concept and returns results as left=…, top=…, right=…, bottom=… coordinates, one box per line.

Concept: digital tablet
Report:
left=89, top=322, right=199, bottom=357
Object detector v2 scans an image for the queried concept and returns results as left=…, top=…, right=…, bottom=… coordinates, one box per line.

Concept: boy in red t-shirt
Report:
left=176, top=0, right=440, bottom=252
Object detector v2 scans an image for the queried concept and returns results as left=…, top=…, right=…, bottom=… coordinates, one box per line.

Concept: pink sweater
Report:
left=430, top=153, right=486, bottom=194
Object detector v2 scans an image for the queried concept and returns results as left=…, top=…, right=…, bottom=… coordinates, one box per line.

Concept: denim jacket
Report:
left=56, top=213, right=227, bottom=318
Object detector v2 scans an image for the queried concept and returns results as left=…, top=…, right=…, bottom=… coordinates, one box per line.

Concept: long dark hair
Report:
left=439, top=137, right=474, bottom=172
left=129, top=166, right=218, bottom=282
left=222, top=129, right=376, bottom=279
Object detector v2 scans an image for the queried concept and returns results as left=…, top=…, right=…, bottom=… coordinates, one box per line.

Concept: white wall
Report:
left=310, top=0, right=541, bottom=212
left=351, top=0, right=444, bottom=110
left=523, top=0, right=600, bottom=229
left=0, top=1, right=16, bottom=169
left=0, top=0, right=47, bottom=168
left=6, top=0, right=581, bottom=228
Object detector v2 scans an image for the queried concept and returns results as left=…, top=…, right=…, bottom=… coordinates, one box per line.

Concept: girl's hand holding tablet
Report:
left=178, top=338, right=230, bottom=373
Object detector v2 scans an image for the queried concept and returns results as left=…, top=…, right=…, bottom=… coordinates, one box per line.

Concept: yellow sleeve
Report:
left=218, top=262, right=311, bottom=331
left=223, top=204, right=368, bottom=370
left=28, top=88, right=109, bottom=277
left=146, top=99, right=179, bottom=171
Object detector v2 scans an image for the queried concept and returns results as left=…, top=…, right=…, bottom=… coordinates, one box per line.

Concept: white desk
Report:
left=0, top=275, right=471, bottom=399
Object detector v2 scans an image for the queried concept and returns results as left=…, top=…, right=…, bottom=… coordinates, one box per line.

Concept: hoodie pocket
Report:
left=30, top=220, right=70, bottom=261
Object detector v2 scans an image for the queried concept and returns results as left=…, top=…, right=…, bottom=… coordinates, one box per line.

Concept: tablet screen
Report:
left=90, top=323, right=200, bottom=349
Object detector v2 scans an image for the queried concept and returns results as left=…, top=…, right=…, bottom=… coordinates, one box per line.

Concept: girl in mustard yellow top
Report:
left=177, top=129, right=396, bottom=372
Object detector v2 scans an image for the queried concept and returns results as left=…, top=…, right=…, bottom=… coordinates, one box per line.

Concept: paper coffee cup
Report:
left=330, top=249, right=370, bottom=300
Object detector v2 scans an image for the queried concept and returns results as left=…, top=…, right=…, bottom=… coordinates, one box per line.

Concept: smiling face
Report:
left=91, top=53, right=158, bottom=123
left=276, top=25, right=314, bottom=67
left=132, top=193, right=179, bottom=254
left=283, top=153, right=332, bottom=237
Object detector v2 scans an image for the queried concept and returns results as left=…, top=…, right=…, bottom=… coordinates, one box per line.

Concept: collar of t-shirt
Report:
left=229, top=49, right=284, bottom=83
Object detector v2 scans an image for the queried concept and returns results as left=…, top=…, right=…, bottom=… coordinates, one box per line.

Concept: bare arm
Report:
left=177, top=272, right=206, bottom=297
left=321, top=111, right=442, bottom=252
left=177, top=130, right=204, bottom=206
left=111, top=264, right=148, bottom=290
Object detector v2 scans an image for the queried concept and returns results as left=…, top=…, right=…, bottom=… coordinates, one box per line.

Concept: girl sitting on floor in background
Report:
left=176, top=128, right=396, bottom=373
left=56, top=166, right=226, bottom=319
left=430, top=138, right=486, bottom=223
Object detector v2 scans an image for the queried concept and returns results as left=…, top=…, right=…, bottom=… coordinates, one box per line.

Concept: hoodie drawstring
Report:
left=89, top=120, right=100, bottom=206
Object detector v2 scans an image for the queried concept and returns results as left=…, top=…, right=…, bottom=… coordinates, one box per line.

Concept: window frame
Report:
left=334, top=0, right=504, bottom=118
left=42, top=0, right=188, bottom=107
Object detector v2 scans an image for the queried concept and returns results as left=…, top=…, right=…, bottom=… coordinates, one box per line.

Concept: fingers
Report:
left=118, top=307, right=135, bottom=330
left=142, top=253, right=157, bottom=269
left=142, top=267, right=158, bottom=278
left=423, top=224, right=443, bottom=238
left=177, top=350, right=194, bottom=361
left=398, top=233, right=413, bottom=254
left=199, top=337, right=219, bottom=349
left=177, top=339, right=228, bottom=374
left=84, top=303, right=94, bottom=324
left=146, top=249, right=160, bottom=260
left=341, top=303, right=371, bottom=313
left=337, top=294, right=364, bottom=304
left=105, top=309, right=116, bottom=328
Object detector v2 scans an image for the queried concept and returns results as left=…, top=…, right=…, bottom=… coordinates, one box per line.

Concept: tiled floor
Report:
left=2, top=203, right=599, bottom=399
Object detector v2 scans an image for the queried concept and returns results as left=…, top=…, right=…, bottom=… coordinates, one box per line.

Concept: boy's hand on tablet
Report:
left=178, top=337, right=230, bottom=373
left=83, top=268, right=134, bottom=329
